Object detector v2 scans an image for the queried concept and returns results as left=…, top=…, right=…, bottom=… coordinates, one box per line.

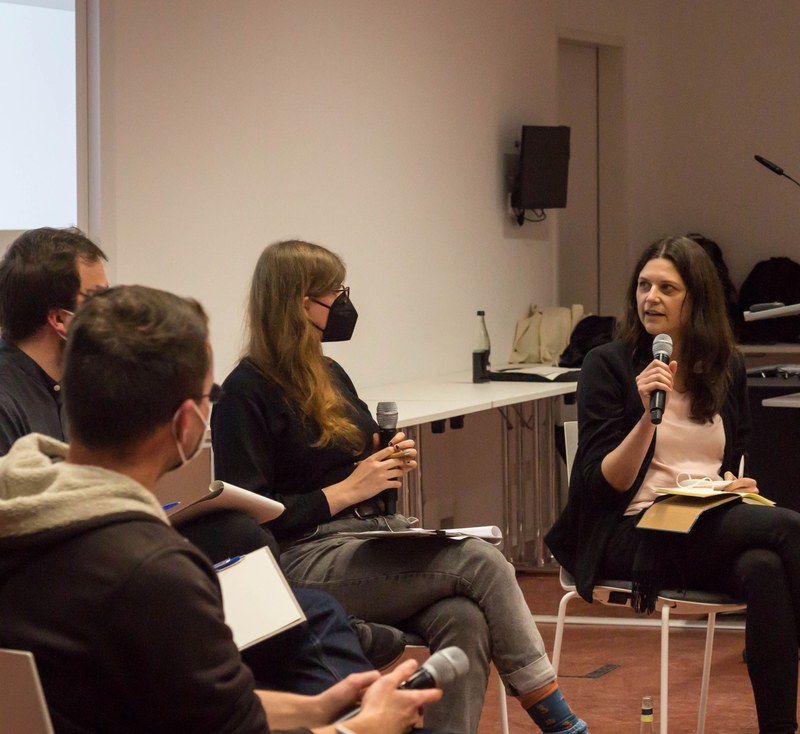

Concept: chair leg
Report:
left=696, top=612, right=716, bottom=734
left=496, top=673, right=510, bottom=734
left=552, top=590, right=579, bottom=674
left=661, top=604, right=670, bottom=734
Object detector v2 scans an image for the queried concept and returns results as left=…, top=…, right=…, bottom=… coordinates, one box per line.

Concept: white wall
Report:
left=654, top=0, right=800, bottom=290
left=90, top=0, right=686, bottom=386
left=94, top=0, right=568, bottom=386
left=4, top=1, right=794, bottom=379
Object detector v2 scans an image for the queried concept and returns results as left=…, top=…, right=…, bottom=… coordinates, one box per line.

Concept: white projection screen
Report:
left=0, top=0, right=77, bottom=230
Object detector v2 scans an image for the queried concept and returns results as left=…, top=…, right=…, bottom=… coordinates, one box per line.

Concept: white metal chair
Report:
left=0, top=649, right=54, bottom=734
left=404, top=629, right=509, bottom=733
left=551, top=421, right=747, bottom=734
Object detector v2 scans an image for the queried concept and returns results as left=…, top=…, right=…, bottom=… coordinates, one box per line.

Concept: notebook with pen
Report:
left=638, top=475, right=774, bottom=534
left=654, top=476, right=774, bottom=507
left=216, top=547, right=305, bottom=649
left=161, top=480, right=285, bottom=526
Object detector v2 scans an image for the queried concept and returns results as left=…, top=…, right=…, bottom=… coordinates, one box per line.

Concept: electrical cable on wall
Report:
left=512, top=207, right=546, bottom=225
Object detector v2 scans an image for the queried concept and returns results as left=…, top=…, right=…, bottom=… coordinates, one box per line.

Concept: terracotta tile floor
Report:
left=470, top=571, right=767, bottom=734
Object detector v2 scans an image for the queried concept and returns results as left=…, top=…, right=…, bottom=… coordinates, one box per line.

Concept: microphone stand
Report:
left=754, top=154, right=800, bottom=188
left=745, top=155, right=800, bottom=322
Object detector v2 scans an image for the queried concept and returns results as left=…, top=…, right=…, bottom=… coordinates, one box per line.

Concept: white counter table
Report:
left=762, top=392, right=800, bottom=408
left=361, top=369, right=577, bottom=569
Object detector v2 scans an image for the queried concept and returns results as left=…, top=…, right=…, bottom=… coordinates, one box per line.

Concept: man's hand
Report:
left=342, top=658, right=443, bottom=734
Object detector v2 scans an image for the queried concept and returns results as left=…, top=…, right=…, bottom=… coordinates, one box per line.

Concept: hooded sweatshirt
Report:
left=0, top=433, right=269, bottom=734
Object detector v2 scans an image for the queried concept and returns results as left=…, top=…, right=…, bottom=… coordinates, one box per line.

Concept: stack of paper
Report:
left=335, top=525, right=503, bottom=545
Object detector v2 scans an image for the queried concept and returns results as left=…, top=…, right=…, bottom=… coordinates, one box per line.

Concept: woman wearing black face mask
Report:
left=211, top=240, right=590, bottom=734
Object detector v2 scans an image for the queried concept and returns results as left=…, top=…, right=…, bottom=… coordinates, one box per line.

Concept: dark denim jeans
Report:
left=242, top=587, right=372, bottom=694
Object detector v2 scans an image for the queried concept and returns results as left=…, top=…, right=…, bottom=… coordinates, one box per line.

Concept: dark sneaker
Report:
left=350, top=617, right=407, bottom=670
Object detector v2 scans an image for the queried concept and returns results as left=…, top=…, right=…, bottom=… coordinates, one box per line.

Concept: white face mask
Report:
left=58, top=309, right=75, bottom=342
left=172, top=401, right=209, bottom=467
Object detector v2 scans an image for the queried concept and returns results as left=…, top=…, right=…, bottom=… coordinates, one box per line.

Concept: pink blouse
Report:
left=625, top=390, right=725, bottom=516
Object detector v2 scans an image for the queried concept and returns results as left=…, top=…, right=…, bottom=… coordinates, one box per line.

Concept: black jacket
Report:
left=211, top=358, right=378, bottom=541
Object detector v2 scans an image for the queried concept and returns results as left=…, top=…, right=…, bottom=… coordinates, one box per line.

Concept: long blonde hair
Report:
left=245, top=240, right=364, bottom=450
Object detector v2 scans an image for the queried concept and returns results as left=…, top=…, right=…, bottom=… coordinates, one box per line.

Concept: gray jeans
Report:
left=280, top=515, right=555, bottom=734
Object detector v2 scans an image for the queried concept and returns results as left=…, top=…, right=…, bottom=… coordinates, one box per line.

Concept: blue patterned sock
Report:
left=526, top=688, right=589, bottom=733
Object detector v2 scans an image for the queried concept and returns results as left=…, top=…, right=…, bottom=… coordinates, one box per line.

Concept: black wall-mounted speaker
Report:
left=510, top=125, right=571, bottom=210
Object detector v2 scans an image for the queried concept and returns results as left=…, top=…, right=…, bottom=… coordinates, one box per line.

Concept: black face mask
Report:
left=310, top=290, right=358, bottom=342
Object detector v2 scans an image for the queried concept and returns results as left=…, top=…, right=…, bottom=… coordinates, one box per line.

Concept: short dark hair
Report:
left=0, top=227, right=107, bottom=343
left=62, top=285, right=210, bottom=451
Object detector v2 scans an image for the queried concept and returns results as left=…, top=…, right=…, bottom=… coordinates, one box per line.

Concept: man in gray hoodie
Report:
left=0, top=285, right=441, bottom=734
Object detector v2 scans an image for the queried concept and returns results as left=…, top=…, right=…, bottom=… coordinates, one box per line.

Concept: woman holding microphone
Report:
left=211, top=239, right=589, bottom=734
left=547, top=235, right=800, bottom=734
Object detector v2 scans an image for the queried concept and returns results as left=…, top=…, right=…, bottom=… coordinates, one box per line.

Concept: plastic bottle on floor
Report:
left=640, top=695, right=655, bottom=733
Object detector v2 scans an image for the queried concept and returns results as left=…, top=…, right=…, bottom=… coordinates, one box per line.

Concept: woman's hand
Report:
left=322, top=433, right=418, bottom=514
left=635, top=357, right=678, bottom=415
left=723, top=472, right=759, bottom=494
left=381, top=431, right=418, bottom=480
left=600, top=358, right=678, bottom=492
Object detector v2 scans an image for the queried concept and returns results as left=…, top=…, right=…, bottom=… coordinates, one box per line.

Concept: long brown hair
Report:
left=245, top=240, right=364, bottom=450
left=618, top=235, right=736, bottom=422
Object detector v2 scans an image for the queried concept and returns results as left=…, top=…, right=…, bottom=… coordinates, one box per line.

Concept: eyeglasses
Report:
left=202, top=383, right=224, bottom=404
left=171, top=383, right=223, bottom=416
left=78, top=286, right=109, bottom=300
left=307, top=286, right=350, bottom=306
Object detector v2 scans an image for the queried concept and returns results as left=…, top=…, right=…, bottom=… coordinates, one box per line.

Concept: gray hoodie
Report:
left=0, top=433, right=269, bottom=734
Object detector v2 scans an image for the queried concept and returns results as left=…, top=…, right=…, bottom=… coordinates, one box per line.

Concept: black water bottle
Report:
left=472, top=310, right=491, bottom=383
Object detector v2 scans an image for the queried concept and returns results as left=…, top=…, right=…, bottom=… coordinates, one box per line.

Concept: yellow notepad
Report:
left=655, top=484, right=775, bottom=506
left=639, top=493, right=742, bottom=533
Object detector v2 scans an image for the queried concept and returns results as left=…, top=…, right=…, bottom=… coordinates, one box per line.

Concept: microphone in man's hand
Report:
left=376, top=401, right=399, bottom=514
left=650, top=333, right=673, bottom=425
left=336, top=646, right=469, bottom=722
left=399, top=646, right=469, bottom=689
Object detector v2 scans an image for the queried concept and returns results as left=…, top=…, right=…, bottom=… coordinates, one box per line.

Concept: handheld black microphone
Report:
left=754, top=154, right=800, bottom=188
left=399, top=646, right=469, bottom=689
left=336, top=646, right=469, bottom=722
left=649, top=334, right=673, bottom=425
left=376, top=401, right=399, bottom=514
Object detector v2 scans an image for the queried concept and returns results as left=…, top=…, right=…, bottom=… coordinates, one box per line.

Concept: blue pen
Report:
left=213, top=556, right=243, bottom=572
left=162, top=502, right=180, bottom=511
